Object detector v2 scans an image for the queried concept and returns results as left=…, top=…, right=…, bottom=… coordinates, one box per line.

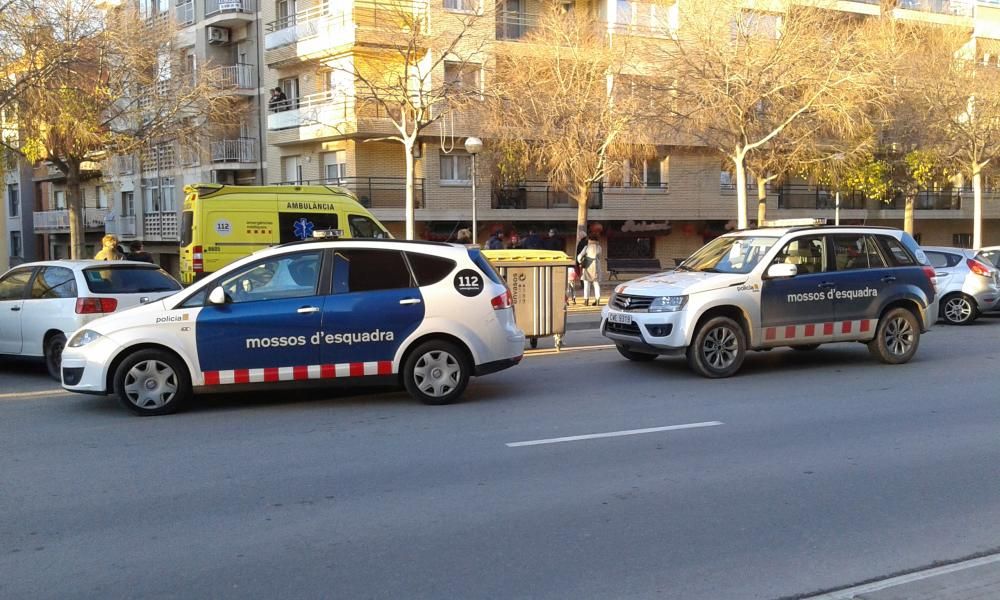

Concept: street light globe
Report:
left=464, top=137, right=483, bottom=155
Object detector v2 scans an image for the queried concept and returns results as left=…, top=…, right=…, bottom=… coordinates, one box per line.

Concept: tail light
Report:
left=922, top=266, right=937, bottom=294
left=75, top=297, right=118, bottom=314
left=967, top=258, right=992, bottom=277
left=192, top=245, right=204, bottom=273
left=491, top=289, right=513, bottom=310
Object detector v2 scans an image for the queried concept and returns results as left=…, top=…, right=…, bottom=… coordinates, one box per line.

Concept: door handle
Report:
left=817, top=282, right=836, bottom=289
left=297, top=306, right=320, bottom=314
left=881, top=276, right=897, bottom=283
left=399, top=298, right=422, bottom=305
left=10, top=306, right=20, bottom=312
left=935, top=272, right=948, bottom=277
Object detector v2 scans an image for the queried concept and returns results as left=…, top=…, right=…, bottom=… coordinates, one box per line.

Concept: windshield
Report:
left=680, top=235, right=778, bottom=274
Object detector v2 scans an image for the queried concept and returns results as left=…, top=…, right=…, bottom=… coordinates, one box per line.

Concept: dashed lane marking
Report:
left=0, top=389, right=74, bottom=400
left=506, top=421, right=724, bottom=447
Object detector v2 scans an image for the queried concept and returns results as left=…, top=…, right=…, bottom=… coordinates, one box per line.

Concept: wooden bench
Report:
left=606, top=258, right=663, bottom=280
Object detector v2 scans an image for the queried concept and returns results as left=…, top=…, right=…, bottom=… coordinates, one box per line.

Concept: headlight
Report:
left=648, top=296, right=687, bottom=313
left=68, top=330, right=103, bottom=348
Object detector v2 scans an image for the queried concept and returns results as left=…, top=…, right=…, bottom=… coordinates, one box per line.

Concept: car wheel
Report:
left=44, top=333, right=67, bottom=381
left=403, top=340, right=470, bottom=406
left=867, top=308, right=920, bottom=365
left=686, top=317, right=746, bottom=378
left=616, top=344, right=657, bottom=362
left=113, top=349, right=191, bottom=416
left=791, top=344, right=821, bottom=352
left=941, top=293, right=976, bottom=325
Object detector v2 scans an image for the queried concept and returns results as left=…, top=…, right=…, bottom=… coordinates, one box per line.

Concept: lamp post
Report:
left=465, top=136, right=483, bottom=244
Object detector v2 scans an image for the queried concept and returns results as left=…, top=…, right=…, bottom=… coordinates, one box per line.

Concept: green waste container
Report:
left=482, top=249, right=575, bottom=350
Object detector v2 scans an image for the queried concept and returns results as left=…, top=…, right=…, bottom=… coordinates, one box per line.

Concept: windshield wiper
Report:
left=697, top=267, right=721, bottom=273
left=674, top=264, right=694, bottom=272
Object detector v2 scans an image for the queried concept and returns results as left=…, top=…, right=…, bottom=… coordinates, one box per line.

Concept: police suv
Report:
left=61, top=238, right=525, bottom=415
left=602, top=225, right=938, bottom=377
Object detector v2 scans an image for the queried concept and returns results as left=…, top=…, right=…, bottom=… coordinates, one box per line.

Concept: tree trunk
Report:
left=734, top=151, right=748, bottom=229
left=972, top=167, right=983, bottom=250
left=404, top=140, right=416, bottom=240
left=903, top=195, right=914, bottom=235
left=575, top=185, right=589, bottom=252
left=756, top=178, right=768, bottom=224
left=66, top=159, right=86, bottom=259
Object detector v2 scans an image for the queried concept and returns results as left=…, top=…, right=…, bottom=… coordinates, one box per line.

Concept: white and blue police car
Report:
left=602, top=225, right=938, bottom=377
left=61, top=237, right=525, bottom=415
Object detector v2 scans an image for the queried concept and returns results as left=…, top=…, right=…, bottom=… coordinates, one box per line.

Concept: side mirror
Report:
left=208, top=286, right=228, bottom=305
left=766, top=263, right=798, bottom=279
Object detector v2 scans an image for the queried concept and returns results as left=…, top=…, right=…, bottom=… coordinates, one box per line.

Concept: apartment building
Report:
left=257, top=0, right=1000, bottom=267
left=3, top=160, right=37, bottom=270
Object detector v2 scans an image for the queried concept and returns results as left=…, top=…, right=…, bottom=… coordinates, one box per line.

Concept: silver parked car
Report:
left=978, top=246, right=1000, bottom=269
left=923, top=247, right=1000, bottom=325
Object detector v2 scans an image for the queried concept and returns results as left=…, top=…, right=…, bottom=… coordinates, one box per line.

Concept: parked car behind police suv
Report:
left=922, top=246, right=1000, bottom=325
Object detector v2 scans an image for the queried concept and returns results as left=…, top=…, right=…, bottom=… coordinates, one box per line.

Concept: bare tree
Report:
left=651, top=0, right=889, bottom=228
left=316, top=2, right=493, bottom=240
left=483, top=7, right=651, bottom=245
left=0, top=0, right=239, bottom=258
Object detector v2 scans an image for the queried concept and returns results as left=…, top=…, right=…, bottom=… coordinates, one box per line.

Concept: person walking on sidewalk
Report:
left=576, top=233, right=602, bottom=306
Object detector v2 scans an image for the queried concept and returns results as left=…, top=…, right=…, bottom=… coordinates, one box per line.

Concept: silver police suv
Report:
left=602, top=226, right=938, bottom=378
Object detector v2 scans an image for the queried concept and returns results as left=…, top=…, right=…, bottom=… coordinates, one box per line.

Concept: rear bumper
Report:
left=475, top=355, right=523, bottom=376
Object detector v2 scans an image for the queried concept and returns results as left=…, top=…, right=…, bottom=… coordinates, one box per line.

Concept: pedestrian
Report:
left=268, top=87, right=288, bottom=113
left=508, top=232, right=521, bottom=249
left=522, top=229, right=543, bottom=249
left=566, top=265, right=578, bottom=305
left=542, top=228, right=562, bottom=251
left=94, top=234, right=125, bottom=261
left=455, top=228, right=472, bottom=244
left=125, top=240, right=155, bottom=263
left=486, top=230, right=505, bottom=250
left=576, top=233, right=602, bottom=306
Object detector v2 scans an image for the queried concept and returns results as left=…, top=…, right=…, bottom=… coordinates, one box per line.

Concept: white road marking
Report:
left=0, top=389, right=73, bottom=400
left=801, top=552, right=1000, bottom=599
left=506, top=421, right=724, bottom=447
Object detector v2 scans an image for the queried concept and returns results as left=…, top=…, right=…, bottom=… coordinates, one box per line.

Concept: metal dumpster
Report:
left=482, top=249, right=575, bottom=349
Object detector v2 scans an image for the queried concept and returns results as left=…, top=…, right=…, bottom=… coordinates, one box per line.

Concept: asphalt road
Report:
left=2, top=318, right=1000, bottom=600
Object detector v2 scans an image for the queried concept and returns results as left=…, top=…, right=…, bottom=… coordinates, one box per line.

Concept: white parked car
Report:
left=0, top=260, right=183, bottom=378
left=922, top=247, right=1000, bottom=325
left=977, top=246, right=1000, bottom=270
left=60, top=239, right=525, bottom=415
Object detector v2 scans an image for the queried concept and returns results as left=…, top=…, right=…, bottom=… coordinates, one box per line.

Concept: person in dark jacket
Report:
left=486, top=230, right=505, bottom=250
left=125, top=240, right=155, bottom=264
left=542, top=228, right=563, bottom=251
left=522, top=229, right=543, bottom=249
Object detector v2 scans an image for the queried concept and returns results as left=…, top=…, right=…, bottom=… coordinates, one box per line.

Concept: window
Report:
left=977, top=249, right=1000, bottom=268
left=0, top=268, right=32, bottom=300
left=96, top=186, right=108, bottom=209
left=10, top=231, right=22, bottom=258
left=444, top=0, right=476, bottom=12
left=281, top=155, right=303, bottom=184
left=122, top=191, right=135, bottom=217
left=278, top=77, right=299, bottom=108
left=82, top=266, right=182, bottom=294
left=332, top=249, right=414, bottom=293
left=833, top=235, right=886, bottom=271
left=31, top=267, right=77, bottom=299
left=444, top=61, right=481, bottom=95
left=952, top=233, right=972, bottom=248
left=143, top=177, right=175, bottom=212
left=277, top=0, right=297, bottom=21
left=7, top=184, right=18, bottom=217
left=925, top=251, right=961, bottom=269
left=278, top=213, right=340, bottom=242
left=161, top=177, right=176, bottom=212
left=773, top=236, right=827, bottom=275
left=878, top=236, right=916, bottom=266
left=406, top=253, right=456, bottom=285
left=609, top=236, right=654, bottom=259
left=144, top=179, right=159, bottom=212
left=323, top=150, right=347, bottom=182
left=642, top=158, right=661, bottom=187
left=53, top=190, right=66, bottom=209
left=348, top=214, right=388, bottom=239
left=215, top=251, right=322, bottom=304
left=440, top=152, right=472, bottom=183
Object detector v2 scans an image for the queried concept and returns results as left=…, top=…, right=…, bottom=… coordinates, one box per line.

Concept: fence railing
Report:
left=211, top=138, right=258, bottom=163
left=265, top=0, right=428, bottom=49
left=206, top=0, right=256, bottom=17
left=214, top=64, right=255, bottom=89
left=267, top=94, right=399, bottom=130
left=492, top=181, right=609, bottom=210
left=143, top=212, right=180, bottom=241
left=274, top=176, right=425, bottom=209
left=34, top=208, right=109, bottom=231
left=104, top=214, right=138, bottom=239
left=176, top=1, right=194, bottom=26
left=896, top=0, right=972, bottom=16
left=777, top=184, right=963, bottom=211
left=496, top=11, right=539, bottom=40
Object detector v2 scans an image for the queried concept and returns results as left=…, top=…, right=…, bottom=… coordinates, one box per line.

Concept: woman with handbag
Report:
left=576, top=233, right=603, bottom=306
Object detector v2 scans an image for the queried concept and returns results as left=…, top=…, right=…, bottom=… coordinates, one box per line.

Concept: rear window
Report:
left=925, top=251, right=961, bottom=269
left=83, top=267, right=182, bottom=294
left=976, top=249, right=1000, bottom=268
left=406, top=252, right=456, bottom=286
left=467, top=249, right=504, bottom=285
left=180, top=211, right=194, bottom=247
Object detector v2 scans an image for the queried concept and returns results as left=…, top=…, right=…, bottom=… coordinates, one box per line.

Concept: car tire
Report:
left=402, top=340, right=470, bottom=406
left=44, top=333, right=67, bottom=381
left=791, top=344, right=821, bottom=352
left=113, top=349, right=191, bottom=416
left=867, top=307, right=920, bottom=365
left=941, top=293, right=977, bottom=325
left=616, top=344, right=657, bottom=362
left=686, top=317, right=746, bottom=378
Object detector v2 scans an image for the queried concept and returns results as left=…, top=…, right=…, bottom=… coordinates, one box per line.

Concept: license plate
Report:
left=608, top=311, right=632, bottom=325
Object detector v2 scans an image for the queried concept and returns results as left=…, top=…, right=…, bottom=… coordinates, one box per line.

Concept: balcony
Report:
left=176, top=1, right=194, bottom=27
left=492, top=181, right=604, bottom=210
left=143, top=212, right=180, bottom=241
left=212, top=64, right=256, bottom=91
left=104, top=214, right=138, bottom=240
left=275, top=176, right=425, bottom=209
left=895, top=0, right=973, bottom=16
left=34, top=208, right=109, bottom=232
left=211, top=138, right=258, bottom=163
left=205, top=0, right=256, bottom=25
left=777, top=184, right=964, bottom=211
left=496, top=11, right=539, bottom=40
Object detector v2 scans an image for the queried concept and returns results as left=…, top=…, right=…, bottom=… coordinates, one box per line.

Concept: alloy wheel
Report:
left=702, top=326, right=738, bottom=370
left=884, top=316, right=914, bottom=356
left=944, top=297, right=973, bottom=324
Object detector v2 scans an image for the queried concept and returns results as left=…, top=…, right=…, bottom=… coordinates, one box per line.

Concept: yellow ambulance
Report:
left=179, top=184, right=390, bottom=284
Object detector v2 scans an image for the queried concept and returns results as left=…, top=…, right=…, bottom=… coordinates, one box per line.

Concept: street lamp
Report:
left=465, top=136, right=483, bottom=244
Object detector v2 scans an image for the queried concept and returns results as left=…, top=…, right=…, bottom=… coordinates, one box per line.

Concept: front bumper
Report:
left=600, top=306, right=688, bottom=353
left=60, top=336, right=120, bottom=395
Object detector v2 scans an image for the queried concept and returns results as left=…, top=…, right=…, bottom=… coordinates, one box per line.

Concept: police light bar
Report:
left=312, top=229, right=344, bottom=239
left=760, top=218, right=827, bottom=227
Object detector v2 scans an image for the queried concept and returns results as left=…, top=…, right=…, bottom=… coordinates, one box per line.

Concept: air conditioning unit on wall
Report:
left=207, top=27, right=230, bottom=45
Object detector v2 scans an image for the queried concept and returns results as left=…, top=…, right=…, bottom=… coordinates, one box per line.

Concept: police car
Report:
left=602, top=225, right=938, bottom=377
left=60, top=238, right=525, bottom=415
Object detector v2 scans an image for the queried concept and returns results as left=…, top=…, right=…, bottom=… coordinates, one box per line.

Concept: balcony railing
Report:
left=104, top=214, right=138, bottom=239
left=265, top=0, right=428, bottom=50
left=211, top=138, right=258, bottom=163
left=213, top=64, right=255, bottom=89
left=206, top=0, right=256, bottom=17
left=896, top=0, right=973, bottom=15
left=107, top=155, right=137, bottom=177
left=274, top=176, right=425, bottom=209
left=777, top=185, right=963, bottom=210
left=492, top=181, right=607, bottom=210
left=496, top=11, right=539, bottom=40
left=144, top=212, right=180, bottom=241
left=34, top=208, right=109, bottom=231
left=176, top=1, right=194, bottom=26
